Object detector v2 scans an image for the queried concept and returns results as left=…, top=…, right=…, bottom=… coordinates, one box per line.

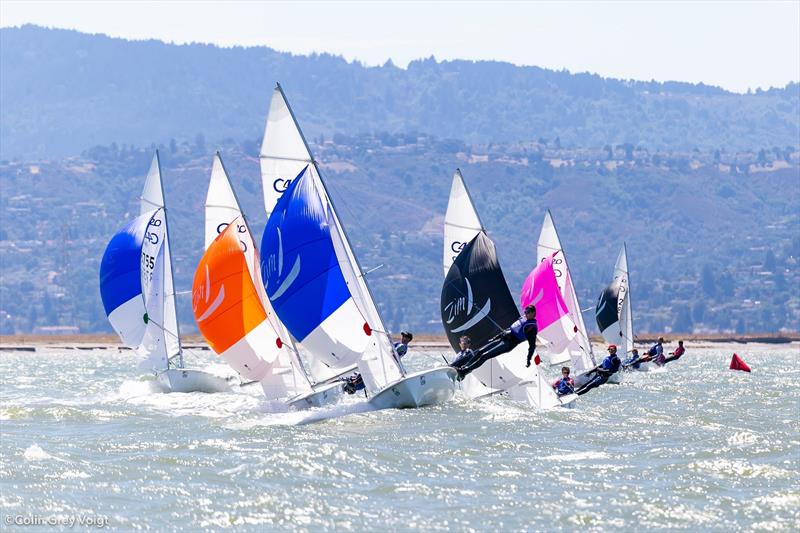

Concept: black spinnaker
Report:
left=595, top=279, right=621, bottom=340
left=441, top=231, right=519, bottom=352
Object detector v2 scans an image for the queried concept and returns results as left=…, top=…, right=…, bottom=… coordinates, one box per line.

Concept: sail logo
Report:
left=273, top=178, right=292, bottom=193
left=266, top=227, right=301, bottom=301
left=444, top=278, right=492, bottom=332
left=216, top=222, right=249, bottom=252
left=193, top=264, right=225, bottom=322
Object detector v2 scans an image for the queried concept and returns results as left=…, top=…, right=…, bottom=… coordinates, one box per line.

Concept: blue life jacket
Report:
left=509, top=317, right=537, bottom=342
left=394, top=342, right=408, bottom=358
left=624, top=355, right=640, bottom=369
left=601, top=354, right=621, bottom=373
left=556, top=377, right=574, bottom=395
left=647, top=343, right=663, bottom=357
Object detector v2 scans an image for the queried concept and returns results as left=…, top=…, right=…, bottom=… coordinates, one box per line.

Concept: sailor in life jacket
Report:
left=552, top=366, right=575, bottom=396
left=575, top=344, right=621, bottom=396
left=648, top=337, right=666, bottom=365
left=663, top=340, right=685, bottom=365
left=452, top=304, right=538, bottom=380
left=623, top=348, right=642, bottom=370
left=393, top=331, right=413, bottom=358
left=450, top=335, right=475, bottom=368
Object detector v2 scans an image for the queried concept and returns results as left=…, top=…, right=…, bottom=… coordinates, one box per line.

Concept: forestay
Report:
left=536, top=211, right=595, bottom=372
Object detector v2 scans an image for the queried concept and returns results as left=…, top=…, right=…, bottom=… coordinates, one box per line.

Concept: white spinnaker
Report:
left=443, top=169, right=484, bottom=277
left=139, top=209, right=170, bottom=371
left=260, top=87, right=313, bottom=219
left=140, top=153, right=181, bottom=362
left=536, top=211, right=595, bottom=371
left=203, top=155, right=311, bottom=397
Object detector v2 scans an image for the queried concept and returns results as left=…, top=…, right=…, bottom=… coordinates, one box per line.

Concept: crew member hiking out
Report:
left=574, top=344, right=621, bottom=396
left=394, top=331, right=413, bottom=358
left=451, top=304, right=538, bottom=380
left=649, top=337, right=666, bottom=366
left=450, top=336, right=475, bottom=368
left=662, top=340, right=685, bottom=365
left=343, top=331, right=413, bottom=395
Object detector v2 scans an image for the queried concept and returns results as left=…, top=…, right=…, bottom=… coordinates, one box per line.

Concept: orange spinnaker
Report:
left=192, top=222, right=266, bottom=354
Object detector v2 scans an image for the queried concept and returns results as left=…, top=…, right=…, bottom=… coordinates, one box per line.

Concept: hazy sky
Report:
left=2, top=1, right=798, bottom=93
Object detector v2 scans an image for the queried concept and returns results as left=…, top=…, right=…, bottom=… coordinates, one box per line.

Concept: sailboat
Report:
left=594, top=244, right=632, bottom=382
left=192, top=153, right=341, bottom=407
left=100, top=153, right=230, bottom=393
left=536, top=211, right=597, bottom=385
left=260, top=84, right=456, bottom=410
left=441, top=170, right=576, bottom=409
left=259, top=86, right=357, bottom=385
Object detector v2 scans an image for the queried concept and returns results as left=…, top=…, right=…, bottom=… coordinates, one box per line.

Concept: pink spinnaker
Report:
left=520, top=253, right=576, bottom=353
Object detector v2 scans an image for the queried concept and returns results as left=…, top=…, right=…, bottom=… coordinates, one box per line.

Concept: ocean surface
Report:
left=1, top=343, right=798, bottom=532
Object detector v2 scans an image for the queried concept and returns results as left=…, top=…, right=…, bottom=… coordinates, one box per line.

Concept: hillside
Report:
left=1, top=135, right=797, bottom=336
left=1, top=25, right=799, bottom=160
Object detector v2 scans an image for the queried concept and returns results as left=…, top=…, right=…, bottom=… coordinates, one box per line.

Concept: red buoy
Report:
left=730, top=353, right=751, bottom=372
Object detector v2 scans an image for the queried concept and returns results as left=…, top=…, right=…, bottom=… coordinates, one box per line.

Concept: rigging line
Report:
left=446, top=221, right=484, bottom=232
left=143, top=316, right=205, bottom=363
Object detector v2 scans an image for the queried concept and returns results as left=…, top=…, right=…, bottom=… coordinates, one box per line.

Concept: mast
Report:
left=275, top=83, right=404, bottom=379
left=141, top=151, right=183, bottom=369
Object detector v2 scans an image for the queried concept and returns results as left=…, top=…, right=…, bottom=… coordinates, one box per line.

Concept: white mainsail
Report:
left=139, top=153, right=181, bottom=367
left=443, top=169, right=484, bottom=277
left=203, top=152, right=312, bottom=399
left=263, top=84, right=405, bottom=394
left=617, top=244, right=634, bottom=355
left=536, top=210, right=596, bottom=372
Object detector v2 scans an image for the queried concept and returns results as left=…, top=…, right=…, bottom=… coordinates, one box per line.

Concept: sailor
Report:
left=552, top=366, right=575, bottom=396
left=450, top=336, right=475, bottom=368
left=623, top=348, right=642, bottom=370
left=662, top=340, right=685, bottom=365
left=452, top=304, right=538, bottom=380
left=341, top=372, right=365, bottom=395
left=649, top=337, right=666, bottom=366
left=574, top=344, right=621, bottom=396
left=394, top=331, right=413, bottom=358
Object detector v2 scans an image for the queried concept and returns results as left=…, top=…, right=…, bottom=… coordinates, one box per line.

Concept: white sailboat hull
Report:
left=287, top=381, right=343, bottom=409
left=157, top=369, right=232, bottom=393
left=368, top=367, right=457, bottom=410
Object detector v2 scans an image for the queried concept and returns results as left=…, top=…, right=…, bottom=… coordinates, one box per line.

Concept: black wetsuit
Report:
left=455, top=317, right=537, bottom=376
left=450, top=348, right=475, bottom=368
left=574, top=354, right=621, bottom=396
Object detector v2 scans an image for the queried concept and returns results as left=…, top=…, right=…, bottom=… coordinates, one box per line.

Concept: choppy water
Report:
left=1, top=344, right=798, bottom=532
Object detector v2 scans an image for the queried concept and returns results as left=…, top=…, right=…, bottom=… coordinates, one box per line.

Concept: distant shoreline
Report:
left=1, top=332, right=797, bottom=351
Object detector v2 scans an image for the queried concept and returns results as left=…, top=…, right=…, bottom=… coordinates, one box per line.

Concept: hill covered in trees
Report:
left=1, top=134, right=797, bottom=336
left=1, top=24, right=798, bottom=160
